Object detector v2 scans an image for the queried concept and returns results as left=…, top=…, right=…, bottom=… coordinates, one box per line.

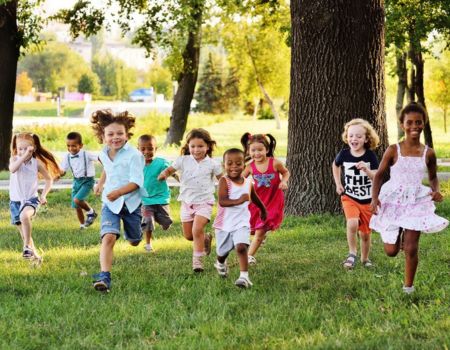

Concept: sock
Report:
left=87, top=208, right=94, bottom=215
left=193, top=251, right=205, bottom=257
left=240, top=271, right=249, bottom=279
left=216, top=260, right=225, bottom=267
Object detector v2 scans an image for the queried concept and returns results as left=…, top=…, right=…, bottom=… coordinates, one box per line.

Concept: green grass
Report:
left=14, top=101, right=86, bottom=117
left=0, top=184, right=449, bottom=348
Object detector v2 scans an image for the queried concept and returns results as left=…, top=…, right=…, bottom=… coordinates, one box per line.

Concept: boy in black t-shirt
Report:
left=332, top=119, right=380, bottom=269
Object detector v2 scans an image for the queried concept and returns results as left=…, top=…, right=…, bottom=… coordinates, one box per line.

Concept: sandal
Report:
left=362, top=260, right=373, bottom=268
left=343, top=253, right=357, bottom=269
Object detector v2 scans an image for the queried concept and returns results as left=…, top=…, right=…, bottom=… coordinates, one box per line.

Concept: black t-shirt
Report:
left=334, top=148, right=379, bottom=204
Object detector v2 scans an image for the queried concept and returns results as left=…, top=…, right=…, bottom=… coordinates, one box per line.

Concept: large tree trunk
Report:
left=395, top=49, right=407, bottom=140
left=410, top=40, right=433, bottom=147
left=286, top=0, right=388, bottom=215
left=164, top=4, right=203, bottom=146
left=0, top=1, right=19, bottom=170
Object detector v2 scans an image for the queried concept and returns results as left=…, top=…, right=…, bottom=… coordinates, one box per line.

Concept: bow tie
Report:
left=70, top=155, right=79, bottom=159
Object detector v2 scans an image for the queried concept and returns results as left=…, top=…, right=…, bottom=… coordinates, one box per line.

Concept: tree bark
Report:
left=0, top=1, right=19, bottom=170
left=395, top=49, right=407, bottom=140
left=286, top=0, right=388, bottom=215
left=164, top=4, right=203, bottom=146
left=409, top=41, right=433, bottom=148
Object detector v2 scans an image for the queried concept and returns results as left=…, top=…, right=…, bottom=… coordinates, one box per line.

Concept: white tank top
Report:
left=9, top=157, right=39, bottom=202
left=213, top=177, right=252, bottom=231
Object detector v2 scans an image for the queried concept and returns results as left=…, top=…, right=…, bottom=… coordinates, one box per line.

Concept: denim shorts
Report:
left=10, top=197, right=40, bottom=225
left=100, top=204, right=142, bottom=243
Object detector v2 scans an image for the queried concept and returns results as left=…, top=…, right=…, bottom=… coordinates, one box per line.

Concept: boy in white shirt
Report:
left=60, top=132, right=98, bottom=229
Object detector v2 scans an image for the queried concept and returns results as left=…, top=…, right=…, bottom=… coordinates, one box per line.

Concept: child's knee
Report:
left=161, top=224, right=171, bottom=231
left=346, top=219, right=359, bottom=231
left=129, top=241, right=140, bottom=247
left=384, top=244, right=399, bottom=257
left=73, top=198, right=81, bottom=206
left=235, top=243, right=248, bottom=255
left=102, top=233, right=117, bottom=245
left=360, top=232, right=371, bottom=242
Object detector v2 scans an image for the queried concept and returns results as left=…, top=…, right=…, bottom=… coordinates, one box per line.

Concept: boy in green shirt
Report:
left=138, top=135, right=173, bottom=252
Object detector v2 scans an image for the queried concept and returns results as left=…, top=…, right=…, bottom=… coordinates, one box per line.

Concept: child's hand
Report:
left=370, top=198, right=380, bottom=214
left=39, top=195, right=47, bottom=205
left=279, top=180, right=288, bottom=190
left=430, top=191, right=443, bottom=202
left=107, top=190, right=121, bottom=202
left=356, top=161, right=369, bottom=172
left=94, top=184, right=103, bottom=196
left=158, top=171, right=167, bottom=181
left=336, top=184, right=344, bottom=195
left=239, top=193, right=250, bottom=203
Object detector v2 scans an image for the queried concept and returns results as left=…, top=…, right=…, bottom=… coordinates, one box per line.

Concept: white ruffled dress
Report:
left=370, top=144, right=448, bottom=244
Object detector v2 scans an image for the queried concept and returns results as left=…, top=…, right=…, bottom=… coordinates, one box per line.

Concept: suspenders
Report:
left=67, top=151, right=88, bottom=178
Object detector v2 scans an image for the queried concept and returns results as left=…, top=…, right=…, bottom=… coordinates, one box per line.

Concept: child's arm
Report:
left=106, top=182, right=139, bottom=202
left=370, top=145, right=395, bottom=213
left=250, top=183, right=267, bottom=221
left=274, top=159, right=290, bottom=190
left=37, top=160, right=53, bottom=205
left=242, top=165, right=252, bottom=178
left=217, top=177, right=249, bottom=207
left=158, top=166, right=176, bottom=181
left=426, top=148, right=443, bottom=202
left=355, top=161, right=376, bottom=179
left=94, top=170, right=106, bottom=195
left=332, top=161, right=344, bottom=195
left=8, top=146, right=34, bottom=173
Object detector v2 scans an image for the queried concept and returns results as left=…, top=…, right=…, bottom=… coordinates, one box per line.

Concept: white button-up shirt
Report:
left=61, top=150, right=97, bottom=178
left=172, top=155, right=222, bottom=204
left=99, top=142, right=145, bottom=214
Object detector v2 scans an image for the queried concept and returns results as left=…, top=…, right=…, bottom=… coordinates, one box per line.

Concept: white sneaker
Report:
left=144, top=244, right=153, bottom=252
left=235, top=276, right=253, bottom=288
left=402, top=285, right=415, bottom=294
left=214, top=261, right=228, bottom=277
left=80, top=224, right=86, bottom=230
left=248, top=255, right=257, bottom=265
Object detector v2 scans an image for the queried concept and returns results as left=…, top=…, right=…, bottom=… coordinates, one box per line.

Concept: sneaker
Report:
left=80, top=224, right=86, bottom=230
left=248, top=255, right=257, bottom=265
left=204, top=233, right=212, bottom=256
left=214, top=260, right=228, bottom=277
left=235, top=276, right=253, bottom=288
left=93, top=271, right=111, bottom=292
left=402, top=285, right=415, bottom=294
left=144, top=243, right=153, bottom=253
left=192, top=256, right=204, bottom=273
left=85, top=210, right=98, bottom=227
left=362, top=260, right=373, bottom=268
left=22, top=246, right=35, bottom=259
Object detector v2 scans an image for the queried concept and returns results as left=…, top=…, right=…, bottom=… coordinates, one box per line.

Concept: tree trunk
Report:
left=443, top=108, right=447, bottom=134
left=286, top=0, right=388, bottom=215
left=252, top=97, right=259, bottom=120
left=395, top=49, right=407, bottom=140
left=165, top=3, right=203, bottom=146
left=0, top=1, right=19, bottom=170
left=409, top=41, right=433, bottom=148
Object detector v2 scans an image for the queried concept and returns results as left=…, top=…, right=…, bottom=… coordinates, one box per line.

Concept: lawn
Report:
left=14, top=101, right=86, bottom=117
left=0, top=184, right=449, bottom=349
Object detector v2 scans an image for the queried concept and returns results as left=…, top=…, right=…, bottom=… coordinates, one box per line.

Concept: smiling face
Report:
left=66, top=139, right=83, bottom=155
left=103, top=122, right=128, bottom=151
left=224, top=152, right=245, bottom=179
left=248, top=142, right=268, bottom=163
left=16, top=139, right=34, bottom=160
left=346, top=124, right=368, bottom=154
left=138, top=138, right=157, bottom=163
left=401, top=112, right=424, bottom=140
left=188, top=137, right=209, bottom=161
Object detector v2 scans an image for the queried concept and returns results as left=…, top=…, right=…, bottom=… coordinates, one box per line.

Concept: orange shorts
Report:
left=340, top=195, right=372, bottom=234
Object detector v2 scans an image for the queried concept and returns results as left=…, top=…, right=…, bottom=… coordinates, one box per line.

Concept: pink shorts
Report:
left=180, top=201, right=214, bottom=222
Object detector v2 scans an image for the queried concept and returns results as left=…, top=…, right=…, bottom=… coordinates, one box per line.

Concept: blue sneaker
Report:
left=93, top=271, right=111, bottom=292
left=85, top=210, right=98, bottom=227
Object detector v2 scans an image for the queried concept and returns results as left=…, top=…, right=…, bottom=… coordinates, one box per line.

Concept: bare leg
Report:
left=182, top=222, right=194, bottom=241
left=74, top=198, right=91, bottom=211
left=100, top=233, right=117, bottom=272
left=403, top=230, right=420, bottom=288
left=217, top=253, right=228, bottom=264
left=145, top=230, right=153, bottom=245
left=192, top=215, right=209, bottom=254
left=236, top=243, right=249, bottom=272
left=76, top=207, right=85, bottom=225
left=248, top=228, right=267, bottom=257
left=360, top=231, right=371, bottom=262
left=346, top=218, right=359, bottom=255
left=384, top=230, right=403, bottom=257
left=19, top=207, right=35, bottom=248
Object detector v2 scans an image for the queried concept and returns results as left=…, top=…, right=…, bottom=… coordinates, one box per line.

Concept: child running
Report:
left=91, top=110, right=145, bottom=292
left=213, top=148, right=267, bottom=288
left=241, top=133, right=290, bottom=264
left=370, top=102, right=448, bottom=294
left=158, top=128, right=222, bottom=272
left=60, top=132, right=98, bottom=229
left=332, top=119, right=380, bottom=269
left=9, top=132, right=60, bottom=262
left=138, top=134, right=173, bottom=252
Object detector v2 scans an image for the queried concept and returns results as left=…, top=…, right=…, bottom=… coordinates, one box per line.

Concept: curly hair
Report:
left=180, top=128, right=217, bottom=157
left=240, top=133, right=277, bottom=158
left=399, top=102, right=428, bottom=124
left=341, top=118, right=380, bottom=150
left=91, top=109, right=136, bottom=143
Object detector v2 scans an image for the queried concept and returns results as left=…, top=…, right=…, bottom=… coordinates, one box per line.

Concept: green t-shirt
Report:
left=142, top=157, right=171, bottom=205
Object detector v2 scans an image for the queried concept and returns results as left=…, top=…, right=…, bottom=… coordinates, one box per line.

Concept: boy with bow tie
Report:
left=61, top=132, right=99, bottom=229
